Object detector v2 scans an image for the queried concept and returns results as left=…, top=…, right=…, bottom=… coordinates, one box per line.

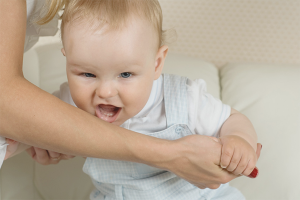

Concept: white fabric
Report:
left=0, top=137, right=8, bottom=169
left=53, top=75, right=230, bottom=138
left=25, top=0, right=59, bottom=52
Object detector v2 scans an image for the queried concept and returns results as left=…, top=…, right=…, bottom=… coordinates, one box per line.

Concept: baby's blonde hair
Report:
left=38, top=0, right=166, bottom=46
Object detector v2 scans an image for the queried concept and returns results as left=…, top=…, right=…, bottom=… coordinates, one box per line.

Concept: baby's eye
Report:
left=83, top=73, right=96, bottom=78
left=120, top=72, right=132, bottom=78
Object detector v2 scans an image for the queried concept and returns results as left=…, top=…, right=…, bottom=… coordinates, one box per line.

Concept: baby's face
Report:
left=62, top=17, right=167, bottom=126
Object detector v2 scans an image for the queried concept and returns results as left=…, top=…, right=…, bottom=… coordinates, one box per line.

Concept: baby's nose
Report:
left=96, top=82, right=118, bottom=99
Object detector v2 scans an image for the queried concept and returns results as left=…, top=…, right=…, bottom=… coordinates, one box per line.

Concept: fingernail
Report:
left=220, top=164, right=226, bottom=169
left=248, top=167, right=259, bottom=178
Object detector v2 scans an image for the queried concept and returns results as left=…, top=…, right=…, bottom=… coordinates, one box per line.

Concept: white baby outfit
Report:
left=53, top=74, right=245, bottom=200
left=0, top=0, right=58, bottom=168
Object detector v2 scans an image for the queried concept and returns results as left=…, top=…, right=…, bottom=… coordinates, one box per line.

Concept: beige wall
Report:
left=160, top=0, right=300, bottom=68
left=35, top=1, right=300, bottom=68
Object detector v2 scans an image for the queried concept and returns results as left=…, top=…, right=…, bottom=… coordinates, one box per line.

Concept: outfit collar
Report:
left=133, top=75, right=163, bottom=118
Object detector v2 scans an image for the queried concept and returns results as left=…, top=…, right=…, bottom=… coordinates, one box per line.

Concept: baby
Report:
left=50, top=0, right=258, bottom=199
left=5, top=0, right=258, bottom=199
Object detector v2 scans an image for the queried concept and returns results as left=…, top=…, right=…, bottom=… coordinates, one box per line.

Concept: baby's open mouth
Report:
left=96, top=104, right=121, bottom=123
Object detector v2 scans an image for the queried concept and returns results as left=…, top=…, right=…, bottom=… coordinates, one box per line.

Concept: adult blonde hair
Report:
left=38, top=0, right=166, bottom=46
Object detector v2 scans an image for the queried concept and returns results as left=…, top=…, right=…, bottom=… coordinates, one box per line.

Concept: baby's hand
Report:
left=4, top=138, right=20, bottom=160
left=26, top=147, right=75, bottom=165
left=219, top=135, right=257, bottom=177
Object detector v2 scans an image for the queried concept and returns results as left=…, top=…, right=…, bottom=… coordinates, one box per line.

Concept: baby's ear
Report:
left=61, top=48, right=66, bottom=56
left=154, top=45, right=168, bottom=80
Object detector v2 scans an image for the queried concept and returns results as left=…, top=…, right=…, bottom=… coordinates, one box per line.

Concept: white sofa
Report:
left=0, top=41, right=299, bottom=200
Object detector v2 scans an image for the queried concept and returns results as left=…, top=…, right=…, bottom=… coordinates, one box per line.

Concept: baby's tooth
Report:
left=99, top=107, right=115, bottom=117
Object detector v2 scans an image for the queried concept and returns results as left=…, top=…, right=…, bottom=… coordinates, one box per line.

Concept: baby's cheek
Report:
left=74, top=101, right=94, bottom=115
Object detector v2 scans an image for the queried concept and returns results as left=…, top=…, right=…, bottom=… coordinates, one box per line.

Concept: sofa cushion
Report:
left=220, top=63, right=300, bottom=200
left=163, top=53, right=220, bottom=99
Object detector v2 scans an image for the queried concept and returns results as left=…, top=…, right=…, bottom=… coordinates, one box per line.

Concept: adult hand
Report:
left=161, top=135, right=262, bottom=189
left=26, top=147, right=75, bottom=165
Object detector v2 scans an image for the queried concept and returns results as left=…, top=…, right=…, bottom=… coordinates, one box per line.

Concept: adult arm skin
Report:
left=0, top=0, right=261, bottom=189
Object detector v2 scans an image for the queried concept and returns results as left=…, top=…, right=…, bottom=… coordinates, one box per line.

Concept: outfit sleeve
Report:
left=187, top=78, right=231, bottom=137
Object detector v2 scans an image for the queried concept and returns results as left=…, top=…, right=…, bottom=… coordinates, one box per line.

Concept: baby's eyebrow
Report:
left=68, top=62, right=95, bottom=69
left=68, top=64, right=99, bottom=73
left=123, top=64, right=142, bottom=69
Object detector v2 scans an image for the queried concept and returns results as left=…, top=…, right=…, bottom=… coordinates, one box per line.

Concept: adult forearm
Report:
left=0, top=77, right=242, bottom=189
left=219, top=109, right=257, bottom=151
left=0, top=77, right=161, bottom=162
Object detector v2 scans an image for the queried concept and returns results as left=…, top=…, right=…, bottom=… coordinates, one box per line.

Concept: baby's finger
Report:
left=220, top=146, right=234, bottom=169
left=26, top=146, right=36, bottom=158
left=242, top=158, right=257, bottom=177
left=6, top=138, right=16, bottom=145
left=232, top=155, right=249, bottom=175
left=61, top=154, right=75, bottom=160
left=34, top=147, right=49, bottom=163
left=226, top=149, right=242, bottom=172
left=34, top=147, right=59, bottom=165
left=48, top=150, right=61, bottom=160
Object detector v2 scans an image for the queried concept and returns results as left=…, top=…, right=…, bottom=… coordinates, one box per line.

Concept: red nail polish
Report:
left=249, top=167, right=259, bottom=178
